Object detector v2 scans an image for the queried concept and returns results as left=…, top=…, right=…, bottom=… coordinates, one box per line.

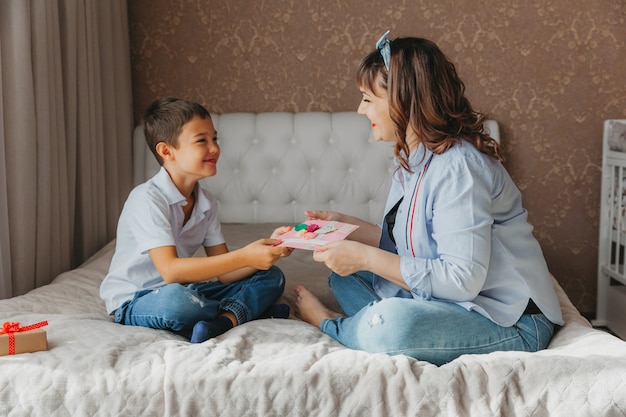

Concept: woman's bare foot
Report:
left=294, top=285, right=343, bottom=327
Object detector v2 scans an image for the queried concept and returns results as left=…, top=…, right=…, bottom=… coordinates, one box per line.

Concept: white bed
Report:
left=2, top=112, right=626, bottom=417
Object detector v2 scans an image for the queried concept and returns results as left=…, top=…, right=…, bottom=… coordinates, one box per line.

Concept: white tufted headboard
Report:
left=133, top=112, right=500, bottom=224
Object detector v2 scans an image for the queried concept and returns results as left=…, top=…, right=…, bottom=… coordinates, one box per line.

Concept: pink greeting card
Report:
left=278, top=220, right=359, bottom=250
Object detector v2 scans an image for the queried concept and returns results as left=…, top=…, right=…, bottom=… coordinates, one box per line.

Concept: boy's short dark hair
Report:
left=142, top=97, right=212, bottom=165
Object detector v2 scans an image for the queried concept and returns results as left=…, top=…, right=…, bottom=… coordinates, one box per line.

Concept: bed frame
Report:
left=595, top=119, right=626, bottom=339
left=2, top=112, right=626, bottom=417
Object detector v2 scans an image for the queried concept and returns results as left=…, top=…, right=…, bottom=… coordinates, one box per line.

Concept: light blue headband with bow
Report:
left=376, top=30, right=391, bottom=70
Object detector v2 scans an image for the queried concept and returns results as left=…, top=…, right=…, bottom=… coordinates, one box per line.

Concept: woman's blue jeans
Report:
left=113, top=266, right=285, bottom=338
left=320, top=271, right=556, bottom=366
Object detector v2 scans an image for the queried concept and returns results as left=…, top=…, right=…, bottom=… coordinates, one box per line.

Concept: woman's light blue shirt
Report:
left=374, top=142, right=564, bottom=327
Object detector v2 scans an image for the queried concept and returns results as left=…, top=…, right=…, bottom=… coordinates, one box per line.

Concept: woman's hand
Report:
left=312, top=240, right=369, bottom=276
left=314, top=240, right=408, bottom=290
left=305, top=210, right=343, bottom=222
left=305, top=210, right=382, bottom=247
left=270, top=225, right=292, bottom=239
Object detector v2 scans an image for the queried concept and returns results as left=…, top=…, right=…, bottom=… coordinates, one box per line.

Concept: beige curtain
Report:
left=0, top=0, right=133, bottom=299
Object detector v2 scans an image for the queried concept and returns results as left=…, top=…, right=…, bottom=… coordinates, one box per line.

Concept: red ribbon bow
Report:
left=1, top=321, right=48, bottom=355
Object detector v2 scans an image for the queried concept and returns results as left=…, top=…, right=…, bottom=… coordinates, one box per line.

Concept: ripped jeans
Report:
left=113, top=266, right=285, bottom=338
left=320, top=271, right=555, bottom=366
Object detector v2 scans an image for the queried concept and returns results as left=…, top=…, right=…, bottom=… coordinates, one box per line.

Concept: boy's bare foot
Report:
left=294, top=285, right=343, bottom=328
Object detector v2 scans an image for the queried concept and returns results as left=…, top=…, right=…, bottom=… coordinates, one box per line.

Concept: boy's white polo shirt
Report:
left=100, top=167, right=225, bottom=314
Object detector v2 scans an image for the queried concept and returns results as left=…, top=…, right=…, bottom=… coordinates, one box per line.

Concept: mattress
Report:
left=2, top=223, right=626, bottom=417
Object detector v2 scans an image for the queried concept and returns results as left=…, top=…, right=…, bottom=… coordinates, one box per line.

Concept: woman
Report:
left=294, top=31, right=564, bottom=365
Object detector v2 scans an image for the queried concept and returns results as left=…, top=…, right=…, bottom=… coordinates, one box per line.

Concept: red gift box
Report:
left=0, top=321, right=48, bottom=356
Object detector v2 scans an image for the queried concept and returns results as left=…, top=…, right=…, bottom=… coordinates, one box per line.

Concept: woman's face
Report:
left=357, top=84, right=396, bottom=143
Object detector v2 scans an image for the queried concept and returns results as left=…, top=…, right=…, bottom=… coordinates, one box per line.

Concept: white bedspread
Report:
left=2, top=224, right=626, bottom=417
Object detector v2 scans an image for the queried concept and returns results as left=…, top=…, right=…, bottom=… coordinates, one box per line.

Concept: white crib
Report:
left=596, top=119, right=626, bottom=338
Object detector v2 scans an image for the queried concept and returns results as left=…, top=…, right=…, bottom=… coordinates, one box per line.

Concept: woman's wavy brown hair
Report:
left=356, top=37, right=501, bottom=172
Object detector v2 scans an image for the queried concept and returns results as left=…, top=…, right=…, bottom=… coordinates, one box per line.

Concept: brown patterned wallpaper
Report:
left=127, top=0, right=626, bottom=316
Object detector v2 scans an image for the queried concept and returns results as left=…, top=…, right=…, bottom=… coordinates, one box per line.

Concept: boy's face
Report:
left=164, top=116, right=220, bottom=182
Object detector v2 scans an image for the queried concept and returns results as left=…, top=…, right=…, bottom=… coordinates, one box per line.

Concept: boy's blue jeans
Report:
left=320, top=271, right=556, bottom=366
left=113, top=266, right=285, bottom=338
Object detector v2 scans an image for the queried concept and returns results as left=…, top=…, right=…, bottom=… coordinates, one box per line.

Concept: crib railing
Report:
left=596, top=119, right=626, bottom=329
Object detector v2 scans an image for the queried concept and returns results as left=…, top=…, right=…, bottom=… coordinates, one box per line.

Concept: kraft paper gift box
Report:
left=0, top=321, right=48, bottom=356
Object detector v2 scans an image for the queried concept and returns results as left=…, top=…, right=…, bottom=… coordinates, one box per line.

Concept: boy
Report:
left=100, top=97, right=292, bottom=343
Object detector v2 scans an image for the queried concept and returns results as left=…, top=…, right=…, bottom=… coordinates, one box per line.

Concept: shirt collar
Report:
left=407, top=144, right=433, bottom=170
left=394, top=144, right=433, bottom=184
left=151, top=167, right=212, bottom=213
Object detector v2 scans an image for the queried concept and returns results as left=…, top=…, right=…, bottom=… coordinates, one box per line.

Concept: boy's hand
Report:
left=270, top=226, right=295, bottom=257
left=243, top=239, right=292, bottom=269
